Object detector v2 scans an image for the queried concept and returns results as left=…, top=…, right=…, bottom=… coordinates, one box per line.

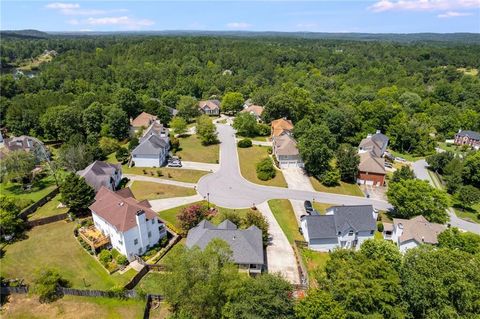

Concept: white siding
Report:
left=399, top=239, right=419, bottom=253
left=308, top=238, right=339, bottom=252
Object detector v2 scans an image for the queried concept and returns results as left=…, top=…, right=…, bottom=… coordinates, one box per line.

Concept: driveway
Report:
left=197, top=124, right=392, bottom=210
left=257, top=202, right=300, bottom=284
left=176, top=161, right=220, bottom=172
left=412, top=159, right=434, bottom=186
left=125, top=174, right=197, bottom=188
left=149, top=194, right=204, bottom=212
left=283, top=168, right=315, bottom=222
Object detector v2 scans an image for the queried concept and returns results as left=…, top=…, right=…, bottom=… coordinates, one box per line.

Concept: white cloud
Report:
left=79, top=29, right=93, bottom=32
left=46, top=2, right=127, bottom=16
left=226, top=22, right=252, bottom=29
left=67, top=18, right=79, bottom=25
left=296, top=23, right=319, bottom=28
left=86, top=16, right=155, bottom=28
left=369, top=0, right=480, bottom=12
left=437, top=10, right=474, bottom=16
left=46, top=2, right=79, bottom=10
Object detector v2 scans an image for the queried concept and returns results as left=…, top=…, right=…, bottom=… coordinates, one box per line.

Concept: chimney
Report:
left=367, top=133, right=372, bottom=138
left=119, top=202, right=124, bottom=206
left=376, top=130, right=381, bottom=134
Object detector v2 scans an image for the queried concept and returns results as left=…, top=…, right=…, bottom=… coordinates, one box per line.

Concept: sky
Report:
left=1, top=0, right=479, bottom=33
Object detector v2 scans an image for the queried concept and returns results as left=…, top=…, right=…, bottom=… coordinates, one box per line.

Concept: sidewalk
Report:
left=149, top=194, right=204, bottom=212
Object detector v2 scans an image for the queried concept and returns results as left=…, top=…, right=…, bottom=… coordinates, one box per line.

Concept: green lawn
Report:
left=1, top=220, right=137, bottom=289
left=28, top=194, right=69, bottom=220
left=453, top=206, right=480, bottom=224
left=0, top=175, right=57, bottom=209
left=309, top=177, right=363, bottom=197
left=387, top=149, right=426, bottom=162
left=122, top=166, right=208, bottom=183
left=312, top=202, right=334, bottom=214
left=138, top=272, right=164, bottom=295
left=2, top=294, right=146, bottom=319
left=175, top=134, right=219, bottom=163
left=268, top=199, right=303, bottom=244
left=237, top=135, right=269, bottom=142
left=299, top=248, right=330, bottom=283
left=237, top=145, right=287, bottom=187
left=130, top=181, right=196, bottom=201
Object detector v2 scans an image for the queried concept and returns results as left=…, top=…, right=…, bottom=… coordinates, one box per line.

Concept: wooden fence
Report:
left=293, top=240, right=309, bottom=289
left=18, top=187, right=59, bottom=219
left=0, top=286, right=28, bottom=294
left=143, top=294, right=164, bottom=319
left=124, top=266, right=150, bottom=290
left=27, top=213, right=69, bottom=227
left=61, top=287, right=137, bottom=299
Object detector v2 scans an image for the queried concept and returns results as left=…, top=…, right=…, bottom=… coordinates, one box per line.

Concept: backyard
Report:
left=1, top=220, right=137, bottom=290
left=175, top=134, right=219, bottom=163
left=0, top=175, right=57, bottom=209
left=28, top=194, right=69, bottom=220
left=309, top=177, right=363, bottom=197
left=1, top=294, right=148, bottom=319
left=300, top=248, right=330, bottom=284
left=130, top=181, right=196, bottom=200
left=237, top=145, right=287, bottom=187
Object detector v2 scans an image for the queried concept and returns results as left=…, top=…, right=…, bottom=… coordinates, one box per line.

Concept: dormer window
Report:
left=348, top=230, right=354, bottom=236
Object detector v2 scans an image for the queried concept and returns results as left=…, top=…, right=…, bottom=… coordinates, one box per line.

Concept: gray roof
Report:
left=359, top=131, right=389, bottom=157
left=186, top=219, right=264, bottom=265
left=456, top=130, right=480, bottom=140
left=140, top=121, right=169, bottom=143
left=77, top=160, right=121, bottom=192
left=304, top=205, right=376, bottom=239
left=371, top=132, right=389, bottom=147
left=132, top=135, right=169, bottom=156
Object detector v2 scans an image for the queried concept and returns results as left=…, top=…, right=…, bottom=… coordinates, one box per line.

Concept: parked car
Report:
left=167, top=161, right=182, bottom=167
left=395, top=157, right=406, bottom=162
left=304, top=200, right=314, bottom=213
left=384, top=162, right=393, bottom=168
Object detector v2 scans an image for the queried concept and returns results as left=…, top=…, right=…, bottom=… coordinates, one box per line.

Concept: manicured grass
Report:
left=437, top=142, right=469, bottom=157
left=1, top=220, right=136, bottom=289
left=122, top=166, right=208, bottom=183
left=299, top=248, right=330, bottom=282
left=138, top=272, right=164, bottom=295
left=28, top=194, right=69, bottom=220
left=453, top=207, right=480, bottom=224
left=130, top=181, right=196, bottom=200
left=387, top=149, right=425, bottom=162
left=0, top=175, right=57, bottom=209
left=237, top=145, right=287, bottom=187
left=312, top=202, right=333, bottom=214
left=237, top=135, right=269, bottom=142
left=2, top=294, right=145, bottom=319
left=268, top=199, right=303, bottom=244
left=309, top=177, right=363, bottom=197
left=175, top=134, right=219, bottom=163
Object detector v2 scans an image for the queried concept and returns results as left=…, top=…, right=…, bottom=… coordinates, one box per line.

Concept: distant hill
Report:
left=1, top=29, right=49, bottom=39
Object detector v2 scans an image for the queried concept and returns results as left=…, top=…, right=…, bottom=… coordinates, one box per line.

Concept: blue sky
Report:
left=1, top=1, right=479, bottom=33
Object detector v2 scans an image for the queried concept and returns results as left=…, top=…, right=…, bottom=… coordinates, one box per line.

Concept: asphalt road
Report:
left=197, top=124, right=392, bottom=210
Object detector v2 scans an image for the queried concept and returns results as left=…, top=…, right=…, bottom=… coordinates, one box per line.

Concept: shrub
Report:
left=177, top=204, right=214, bottom=233
left=377, top=222, right=384, bottom=232
left=98, top=249, right=112, bottom=265
left=257, top=123, right=270, bottom=136
left=115, top=147, right=130, bottom=164
left=237, top=138, right=252, bottom=148
left=33, top=269, right=70, bottom=303
left=320, top=169, right=341, bottom=187
left=156, top=170, right=163, bottom=177
left=128, top=137, right=139, bottom=151
left=111, top=248, right=120, bottom=259
left=267, top=146, right=273, bottom=155
left=99, top=137, right=121, bottom=155
left=170, top=137, right=180, bottom=153
left=116, top=254, right=128, bottom=266
left=256, top=158, right=276, bottom=181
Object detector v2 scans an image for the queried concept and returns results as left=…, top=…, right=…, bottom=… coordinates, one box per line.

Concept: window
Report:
left=118, top=240, right=123, bottom=245
left=134, top=238, right=138, bottom=245
left=370, top=230, right=374, bottom=235
left=138, top=248, right=142, bottom=254
left=152, top=219, right=155, bottom=225
left=148, top=231, right=152, bottom=238
left=348, top=230, right=354, bottom=236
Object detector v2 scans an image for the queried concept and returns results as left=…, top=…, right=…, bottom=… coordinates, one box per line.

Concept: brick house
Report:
left=454, top=130, right=480, bottom=150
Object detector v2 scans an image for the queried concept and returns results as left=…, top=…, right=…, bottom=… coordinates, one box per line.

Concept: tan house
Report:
left=271, top=118, right=294, bottom=138
left=198, top=100, right=220, bottom=116
left=130, top=112, right=157, bottom=134
left=241, top=104, right=264, bottom=121
left=273, top=134, right=303, bottom=168
left=357, top=151, right=386, bottom=186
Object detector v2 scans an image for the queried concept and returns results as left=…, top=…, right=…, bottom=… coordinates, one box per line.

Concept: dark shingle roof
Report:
left=77, top=160, right=121, bottom=192
left=132, top=135, right=169, bottom=156
left=303, top=215, right=337, bottom=239
left=456, top=130, right=480, bottom=140
left=186, top=219, right=264, bottom=265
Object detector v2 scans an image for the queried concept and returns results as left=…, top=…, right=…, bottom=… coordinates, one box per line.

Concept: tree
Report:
left=58, top=143, right=95, bottom=172
left=298, top=124, right=335, bottom=178
left=256, top=157, right=276, bottom=181
left=82, top=102, right=103, bottom=138
left=320, top=168, right=340, bottom=187
left=218, top=210, right=243, bottom=227
left=99, top=137, right=120, bottom=155
left=60, top=173, right=95, bottom=214
left=157, top=105, right=173, bottom=126
left=102, top=105, right=130, bottom=140
left=33, top=269, right=70, bottom=303
left=40, top=105, right=84, bottom=141
left=360, top=239, right=402, bottom=270
left=0, top=150, right=35, bottom=183
left=455, top=184, right=480, bottom=207
left=295, top=290, right=346, bottom=319
left=170, top=117, right=188, bottom=135
left=335, top=144, right=359, bottom=182
left=437, top=227, right=480, bottom=254
left=443, top=157, right=464, bottom=194
left=244, top=210, right=269, bottom=245
left=177, top=96, right=199, bottom=120
left=221, top=92, right=244, bottom=114
left=177, top=204, right=214, bottom=233
left=462, top=151, right=480, bottom=188
left=222, top=274, right=294, bottom=319
left=128, top=137, right=139, bottom=151
left=233, top=112, right=258, bottom=137
left=387, top=179, right=449, bottom=223
left=390, top=165, right=415, bottom=183
left=0, top=196, right=24, bottom=242
left=115, top=88, right=142, bottom=118
left=115, top=147, right=130, bottom=164
left=196, top=115, right=218, bottom=145
left=401, top=247, right=480, bottom=318
left=426, top=152, right=454, bottom=174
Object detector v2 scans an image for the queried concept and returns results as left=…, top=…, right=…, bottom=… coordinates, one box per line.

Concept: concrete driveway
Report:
left=178, top=161, right=220, bottom=172
left=283, top=168, right=315, bottom=222
left=125, top=174, right=197, bottom=188
left=149, top=194, right=204, bottom=212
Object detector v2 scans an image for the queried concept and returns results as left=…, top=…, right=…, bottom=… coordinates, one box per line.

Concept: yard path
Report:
left=149, top=194, right=204, bottom=212
left=257, top=202, right=301, bottom=285
left=125, top=174, right=197, bottom=188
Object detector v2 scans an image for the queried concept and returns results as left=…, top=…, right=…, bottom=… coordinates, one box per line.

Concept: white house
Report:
left=131, top=120, right=170, bottom=167
left=387, top=215, right=446, bottom=253
left=301, top=205, right=377, bottom=251
left=272, top=134, right=304, bottom=168
left=77, top=161, right=122, bottom=192
left=89, top=187, right=167, bottom=260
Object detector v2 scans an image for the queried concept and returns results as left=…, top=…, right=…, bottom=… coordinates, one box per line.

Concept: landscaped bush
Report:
left=237, top=138, right=252, bottom=148
left=116, top=177, right=130, bottom=190
left=115, top=147, right=130, bottom=164
left=256, top=158, right=276, bottom=181
left=98, top=249, right=112, bottom=265
left=377, top=222, right=384, bottom=232
left=116, top=254, right=128, bottom=266
left=320, top=169, right=341, bottom=187
left=266, top=146, right=273, bottom=155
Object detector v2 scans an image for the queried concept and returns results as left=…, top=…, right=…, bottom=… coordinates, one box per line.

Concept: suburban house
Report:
left=130, top=112, right=158, bottom=134
left=385, top=215, right=446, bottom=253
left=357, top=130, right=388, bottom=186
left=272, top=134, right=303, bottom=168
left=77, top=160, right=123, bottom=192
left=454, top=130, right=480, bottom=150
left=241, top=104, right=264, bottom=122
left=186, top=219, right=264, bottom=274
left=300, top=205, right=377, bottom=252
left=270, top=118, right=294, bottom=138
left=0, top=134, right=48, bottom=162
left=198, top=100, right=221, bottom=116
left=89, top=187, right=167, bottom=260
left=131, top=120, right=170, bottom=167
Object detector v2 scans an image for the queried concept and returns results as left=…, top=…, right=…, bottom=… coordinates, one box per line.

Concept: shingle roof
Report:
left=186, top=219, right=264, bottom=265
left=131, top=112, right=157, bottom=128
left=456, top=130, right=480, bottom=140
left=393, top=215, right=446, bottom=245
left=140, top=121, right=169, bottom=143
left=304, top=205, right=376, bottom=239
left=132, top=135, right=169, bottom=156
left=271, top=118, right=294, bottom=137
left=89, top=187, right=158, bottom=232
left=241, top=104, right=264, bottom=117
left=273, top=134, right=299, bottom=156
left=2, top=135, right=45, bottom=153
left=77, top=161, right=121, bottom=192
left=358, top=151, right=386, bottom=175
left=199, top=100, right=221, bottom=111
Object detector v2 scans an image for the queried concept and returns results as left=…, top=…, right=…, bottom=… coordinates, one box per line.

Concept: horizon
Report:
left=1, top=1, right=480, bottom=34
